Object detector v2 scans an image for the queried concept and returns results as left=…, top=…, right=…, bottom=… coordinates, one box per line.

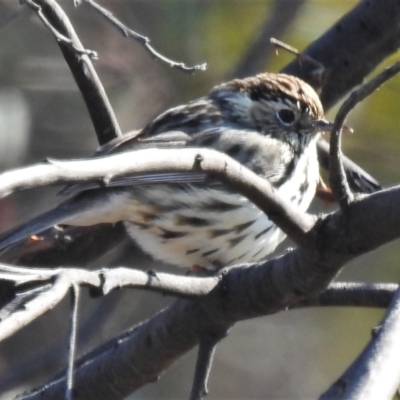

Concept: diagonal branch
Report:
left=10, top=180, right=400, bottom=399
left=0, top=268, right=99, bottom=342
left=320, top=283, right=400, bottom=400
left=0, top=148, right=316, bottom=248
left=17, top=182, right=400, bottom=399
left=329, top=61, right=400, bottom=208
left=25, top=0, right=121, bottom=145
left=281, top=0, right=400, bottom=109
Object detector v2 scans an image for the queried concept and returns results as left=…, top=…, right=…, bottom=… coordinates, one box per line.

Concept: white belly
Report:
left=124, top=144, right=319, bottom=269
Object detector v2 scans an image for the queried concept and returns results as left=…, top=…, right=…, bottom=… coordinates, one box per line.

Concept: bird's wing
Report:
left=61, top=127, right=289, bottom=196
left=61, top=92, right=288, bottom=195
left=60, top=129, right=217, bottom=196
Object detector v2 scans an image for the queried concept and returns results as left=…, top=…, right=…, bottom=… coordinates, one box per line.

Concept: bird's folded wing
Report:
left=61, top=129, right=219, bottom=196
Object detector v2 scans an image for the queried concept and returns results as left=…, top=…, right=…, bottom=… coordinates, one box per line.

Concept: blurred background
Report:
left=0, top=0, right=399, bottom=399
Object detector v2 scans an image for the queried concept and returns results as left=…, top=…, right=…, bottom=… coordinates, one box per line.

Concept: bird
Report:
left=0, top=73, right=334, bottom=270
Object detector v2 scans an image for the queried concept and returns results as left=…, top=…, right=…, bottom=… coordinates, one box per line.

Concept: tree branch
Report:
left=0, top=266, right=99, bottom=342
left=329, top=61, right=400, bottom=208
left=320, top=284, right=400, bottom=400
left=296, top=282, right=397, bottom=309
left=281, top=0, right=400, bottom=109
left=0, top=148, right=316, bottom=248
left=83, top=0, right=206, bottom=73
left=24, top=0, right=121, bottom=144
left=189, top=333, right=227, bottom=400
left=229, top=0, right=306, bottom=79
left=13, top=182, right=400, bottom=398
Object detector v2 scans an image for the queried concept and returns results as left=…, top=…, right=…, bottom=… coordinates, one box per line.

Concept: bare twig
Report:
left=66, top=283, right=80, bottom=400
left=0, top=286, right=123, bottom=393
left=281, top=0, right=400, bottom=107
left=102, top=268, right=220, bottom=298
left=0, top=266, right=99, bottom=342
left=317, top=140, right=381, bottom=194
left=0, top=148, right=315, bottom=248
left=329, top=60, right=400, bottom=208
left=189, top=333, right=227, bottom=400
left=25, top=0, right=121, bottom=145
left=22, top=0, right=97, bottom=59
left=320, top=284, right=400, bottom=400
left=271, top=38, right=325, bottom=79
left=0, top=284, right=51, bottom=320
left=0, top=263, right=218, bottom=341
left=230, top=0, right=306, bottom=78
left=84, top=0, right=206, bottom=73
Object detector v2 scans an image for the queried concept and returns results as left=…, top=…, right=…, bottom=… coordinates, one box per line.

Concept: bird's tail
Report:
left=0, top=191, right=114, bottom=252
left=0, top=206, right=77, bottom=252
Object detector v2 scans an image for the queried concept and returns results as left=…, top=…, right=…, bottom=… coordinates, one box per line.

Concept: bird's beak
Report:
left=315, top=119, right=353, bottom=134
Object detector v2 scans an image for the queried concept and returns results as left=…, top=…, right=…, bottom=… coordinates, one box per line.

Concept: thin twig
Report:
left=84, top=0, right=206, bottom=73
left=0, top=268, right=99, bottom=342
left=0, top=275, right=70, bottom=342
left=317, top=140, right=381, bottom=194
left=329, top=60, right=400, bottom=209
left=271, top=38, right=325, bottom=78
left=66, top=283, right=80, bottom=400
left=189, top=334, right=227, bottom=400
left=230, top=0, right=306, bottom=78
left=22, top=0, right=97, bottom=59
left=0, top=284, right=52, bottom=320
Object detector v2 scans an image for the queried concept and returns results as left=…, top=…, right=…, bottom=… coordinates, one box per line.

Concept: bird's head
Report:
left=211, top=73, right=332, bottom=151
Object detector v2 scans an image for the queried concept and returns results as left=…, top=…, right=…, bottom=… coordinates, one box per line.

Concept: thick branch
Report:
left=281, top=0, right=400, bottom=109
left=17, top=184, right=400, bottom=399
left=296, top=282, right=397, bottom=309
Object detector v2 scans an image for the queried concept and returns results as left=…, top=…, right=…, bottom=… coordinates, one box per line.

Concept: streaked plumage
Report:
left=0, top=73, right=330, bottom=270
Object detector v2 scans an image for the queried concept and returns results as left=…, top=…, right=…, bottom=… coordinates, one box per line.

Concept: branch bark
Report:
left=17, top=185, right=400, bottom=399
left=4, top=0, right=400, bottom=398
left=281, top=0, right=400, bottom=109
left=27, top=0, right=121, bottom=144
left=320, top=284, right=400, bottom=400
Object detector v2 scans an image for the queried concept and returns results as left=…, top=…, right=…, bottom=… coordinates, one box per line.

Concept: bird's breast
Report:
left=123, top=138, right=319, bottom=270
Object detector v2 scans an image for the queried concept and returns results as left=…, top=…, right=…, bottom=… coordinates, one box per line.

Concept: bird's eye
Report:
left=276, top=109, right=296, bottom=126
